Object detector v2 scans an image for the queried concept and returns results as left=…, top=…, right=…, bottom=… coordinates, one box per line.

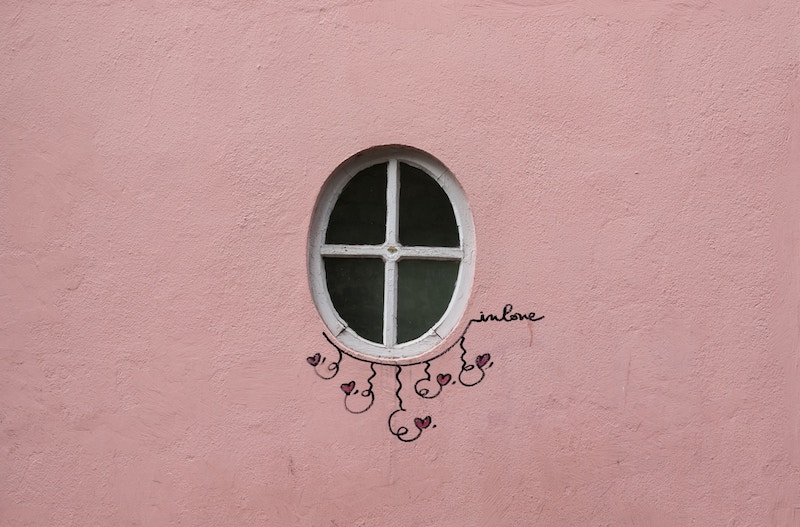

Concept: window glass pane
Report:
left=398, top=163, right=459, bottom=247
left=325, top=163, right=387, bottom=245
left=396, top=259, right=460, bottom=343
left=324, top=257, right=384, bottom=344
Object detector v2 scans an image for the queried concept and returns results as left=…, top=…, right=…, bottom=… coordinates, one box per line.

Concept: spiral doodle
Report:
left=458, top=336, right=492, bottom=387
left=343, top=363, right=376, bottom=414
left=307, top=338, right=342, bottom=380
left=413, top=361, right=453, bottom=399
left=388, top=366, right=432, bottom=442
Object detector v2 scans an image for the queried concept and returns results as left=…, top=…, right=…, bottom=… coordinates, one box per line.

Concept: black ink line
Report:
left=388, top=409, right=422, bottom=443
left=312, top=341, right=342, bottom=381
left=458, top=336, right=487, bottom=387
left=388, top=366, right=424, bottom=442
left=414, top=361, right=445, bottom=399
left=394, top=364, right=404, bottom=411
left=362, top=362, right=376, bottom=398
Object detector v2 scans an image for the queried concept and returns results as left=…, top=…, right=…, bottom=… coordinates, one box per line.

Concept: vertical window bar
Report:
left=383, top=159, right=400, bottom=347
left=383, top=260, right=398, bottom=347
left=385, top=159, right=399, bottom=245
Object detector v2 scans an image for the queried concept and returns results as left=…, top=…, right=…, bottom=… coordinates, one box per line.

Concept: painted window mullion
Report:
left=395, top=246, right=463, bottom=260
left=385, top=159, right=399, bottom=246
left=383, top=260, right=398, bottom=347
left=320, top=244, right=385, bottom=257
left=383, top=160, right=400, bottom=347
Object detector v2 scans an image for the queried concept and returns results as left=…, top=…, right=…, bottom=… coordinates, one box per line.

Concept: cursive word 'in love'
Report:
left=475, top=304, right=544, bottom=323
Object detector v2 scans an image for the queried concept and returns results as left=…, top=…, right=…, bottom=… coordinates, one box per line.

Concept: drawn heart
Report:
left=340, top=381, right=355, bottom=395
left=414, top=416, right=431, bottom=430
left=306, top=353, right=321, bottom=366
left=436, top=373, right=452, bottom=386
left=476, top=354, right=491, bottom=368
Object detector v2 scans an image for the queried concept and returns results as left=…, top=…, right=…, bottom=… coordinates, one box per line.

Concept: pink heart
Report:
left=476, top=354, right=490, bottom=368
left=414, top=416, right=431, bottom=430
left=340, top=381, right=355, bottom=395
left=306, top=353, right=321, bottom=366
left=436, top=373, right=451, bottom=386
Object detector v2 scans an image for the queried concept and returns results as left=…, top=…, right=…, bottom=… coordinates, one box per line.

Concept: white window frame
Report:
left=308, top=145, right=475, bottom=362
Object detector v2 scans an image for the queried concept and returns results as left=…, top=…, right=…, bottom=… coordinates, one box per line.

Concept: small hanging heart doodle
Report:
left=436, top=373, right=452, bottom=386
left=414, top=416, right=432, bottom=430
left=476, top=354, right=491, bottom=368
left=340, top=381, right=355, bottom=395
left=307, top=353, right=321, bottom=366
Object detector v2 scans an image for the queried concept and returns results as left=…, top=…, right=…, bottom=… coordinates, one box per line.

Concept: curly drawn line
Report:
left=458, top=336, right=493, bottom=387
left=414, top=361, right=453, bottom=399
left=343, top=363, right=376, bottom=414
left=394, top=365, right=404, bottom=411
left=388, top=366, right=432, bottom=442
left=307, top=338, right=342, bottom=380
left=414, top=361, right=436, bottom=399
left=362, top=362, right=376, bottom=397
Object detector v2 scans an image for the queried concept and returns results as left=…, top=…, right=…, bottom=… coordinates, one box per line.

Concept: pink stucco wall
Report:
left=2, top=1, right=800, bottom=525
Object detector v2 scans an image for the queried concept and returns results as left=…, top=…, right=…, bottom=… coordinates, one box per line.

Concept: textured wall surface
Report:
left=2, top=1, right=799, bottom=525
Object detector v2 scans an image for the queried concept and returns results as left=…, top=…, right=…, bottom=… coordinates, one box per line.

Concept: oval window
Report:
left=308, top=146, right=475, bottom=361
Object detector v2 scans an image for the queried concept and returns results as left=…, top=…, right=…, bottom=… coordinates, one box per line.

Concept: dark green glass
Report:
left=324, top=257, right=384, bottom=343
left=398, top=163, right=459, bottom=247
left=326, top=163, right=387, bottom=245
left=396, top=259, right=460, bottom=343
